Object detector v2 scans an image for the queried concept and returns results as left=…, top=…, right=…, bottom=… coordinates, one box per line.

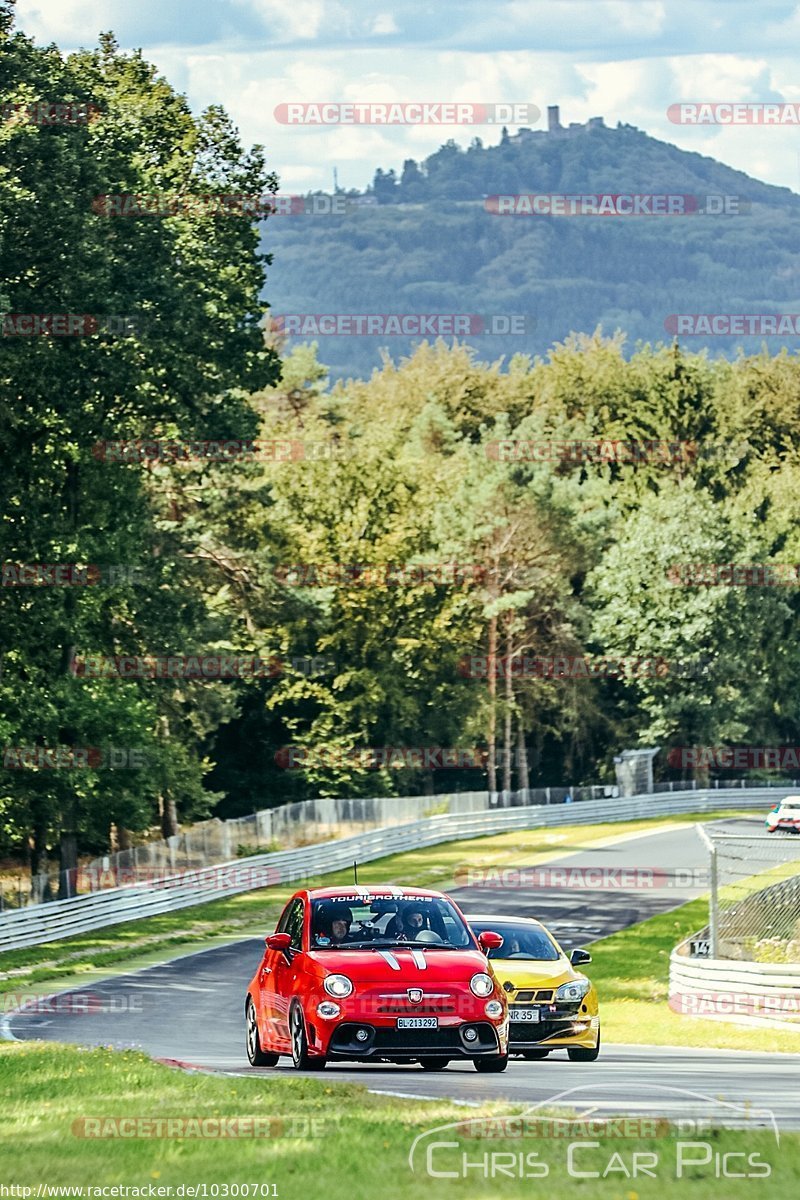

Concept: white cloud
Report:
left=14, top=1, right=800, bottom=194
left=230, top=0, right=348, bottom=42
left=15, top=0, right=115, bottom=44
left=371, top=14, right=399, bottom=36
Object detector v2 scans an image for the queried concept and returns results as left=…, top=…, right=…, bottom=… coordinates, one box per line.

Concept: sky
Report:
left=14, top=0, right=800, bottom=194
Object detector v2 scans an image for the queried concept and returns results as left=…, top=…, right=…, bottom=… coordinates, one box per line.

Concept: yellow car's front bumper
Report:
left=497, top=968, right=600, bottom=1051
left=507, top=1009, right=600, bottom=1049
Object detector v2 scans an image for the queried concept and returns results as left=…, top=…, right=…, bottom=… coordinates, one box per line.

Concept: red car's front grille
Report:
left=373, top=991, right=457, bottom=1014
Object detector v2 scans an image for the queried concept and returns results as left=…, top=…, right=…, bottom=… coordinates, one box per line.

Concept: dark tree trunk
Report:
left=517, top=715, right=529, bottom=791
left=160, top=794, right=179, bottom=839
left=487, top=615, right=497, bottom=793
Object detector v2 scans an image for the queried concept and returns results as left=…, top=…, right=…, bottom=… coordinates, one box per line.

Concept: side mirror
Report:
left=265, top=932, right=292, bottom=953
left=570, top=948, right=592, bottom=966
left=478, top=930, right=504, bottom=951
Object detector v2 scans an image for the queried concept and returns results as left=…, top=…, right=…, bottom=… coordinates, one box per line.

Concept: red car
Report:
left=245, top=885, right=508, bottom=1071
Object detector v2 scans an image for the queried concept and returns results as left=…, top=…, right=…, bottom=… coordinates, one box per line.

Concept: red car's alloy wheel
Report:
left=290, top=1003, right=326, bottom=1070
left=246, top=998, right=279, bottom=1067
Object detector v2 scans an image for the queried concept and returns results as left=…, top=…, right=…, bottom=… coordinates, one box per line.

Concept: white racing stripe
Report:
left=377, top=950, right=401, bottom=970
left=410, top=950, right=427, bottom=970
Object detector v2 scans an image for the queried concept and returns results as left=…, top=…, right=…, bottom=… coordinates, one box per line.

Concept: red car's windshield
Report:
left=310, top=895, right=473, bottom=949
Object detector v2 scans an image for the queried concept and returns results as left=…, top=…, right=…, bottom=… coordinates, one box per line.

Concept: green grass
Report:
left=0, top=810, right=745, bottom=996
left=0, top=1041, right=797, bottom=1199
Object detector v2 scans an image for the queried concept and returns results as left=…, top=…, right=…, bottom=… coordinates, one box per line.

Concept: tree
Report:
left=0, top=15, right=280, bottom=886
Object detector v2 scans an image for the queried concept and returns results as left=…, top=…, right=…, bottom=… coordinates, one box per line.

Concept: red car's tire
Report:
left=474, top=1054, right=509, bottom=1073
left=521, top=1049, right=549, bottom=1060
left=419, top=1058, right=450, bottom=1071
left=290, top=1003, right=326, bottom=1070
left=246, top=997, right=279, bottom=1067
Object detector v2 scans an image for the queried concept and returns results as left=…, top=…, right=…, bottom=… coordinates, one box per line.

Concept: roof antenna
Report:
left=353, top=861, right=359, bottom=885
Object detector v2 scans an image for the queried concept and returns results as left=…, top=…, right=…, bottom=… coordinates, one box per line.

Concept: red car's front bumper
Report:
left=307, top=993, right=508, bottom=1061
left=322, top=1018, right=505, bottom=1061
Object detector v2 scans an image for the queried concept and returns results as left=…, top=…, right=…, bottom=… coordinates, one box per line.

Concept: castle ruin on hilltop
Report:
left=514, top=105, right=606, bottom=141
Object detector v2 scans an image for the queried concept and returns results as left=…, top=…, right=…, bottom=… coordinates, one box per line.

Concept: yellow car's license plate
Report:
left=509, top=1008, right=540, bottom=1021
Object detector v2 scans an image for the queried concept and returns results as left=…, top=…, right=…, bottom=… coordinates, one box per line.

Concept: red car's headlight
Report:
left=470, top=972, right=494, bottom=997
left=324, top=974, right=354, bottom=998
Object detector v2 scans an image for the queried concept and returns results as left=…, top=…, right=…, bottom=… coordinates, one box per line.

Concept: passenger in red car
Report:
left=402, top=907, right=426, bottom=938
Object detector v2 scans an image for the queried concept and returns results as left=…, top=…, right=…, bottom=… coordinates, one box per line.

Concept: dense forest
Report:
left=3, top=8, right=800, bottom=882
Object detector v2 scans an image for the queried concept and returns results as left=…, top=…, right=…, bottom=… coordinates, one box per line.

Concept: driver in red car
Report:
left=315, top=902, right=356, bottom=945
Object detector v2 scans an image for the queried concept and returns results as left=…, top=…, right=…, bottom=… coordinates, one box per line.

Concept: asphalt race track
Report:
left=6, top=815, right=800, bottom=1128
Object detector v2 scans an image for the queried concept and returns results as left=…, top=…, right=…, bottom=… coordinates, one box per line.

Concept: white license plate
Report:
left=396, top=1017, right=438, bottom=1029
left=510, top=1008, right=540, bottom=1022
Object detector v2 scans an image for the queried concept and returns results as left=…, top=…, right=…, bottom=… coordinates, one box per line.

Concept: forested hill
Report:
left=262, top=121, right=800, bottom=381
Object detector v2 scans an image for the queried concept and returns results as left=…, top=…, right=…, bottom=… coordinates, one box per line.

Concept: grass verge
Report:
left=0, top=1040, right=797, bottom=1198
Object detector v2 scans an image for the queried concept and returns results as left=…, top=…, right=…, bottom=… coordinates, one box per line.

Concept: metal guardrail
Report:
left=0, top=788, right=778, bottom=955
left=669, top=935, right=800, bottom=1029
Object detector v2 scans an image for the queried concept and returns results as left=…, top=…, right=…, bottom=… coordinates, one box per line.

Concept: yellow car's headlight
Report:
left=555, top=977, right=591, bottom=1002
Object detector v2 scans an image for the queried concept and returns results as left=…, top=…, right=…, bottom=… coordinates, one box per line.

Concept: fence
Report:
left=697, top=825, right=800, bottom=962
left=10, top=774, right=799, bottom=909
left=0, top=788, right=781, bottom=954
left=15, top=783, right=620, bottom=908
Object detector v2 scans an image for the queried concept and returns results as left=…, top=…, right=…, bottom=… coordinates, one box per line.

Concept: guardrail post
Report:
left=709, top=840, right=719, bottom=957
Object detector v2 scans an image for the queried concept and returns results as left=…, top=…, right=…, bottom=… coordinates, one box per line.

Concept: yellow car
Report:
left=468, top=913, right=600, bottom=1061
